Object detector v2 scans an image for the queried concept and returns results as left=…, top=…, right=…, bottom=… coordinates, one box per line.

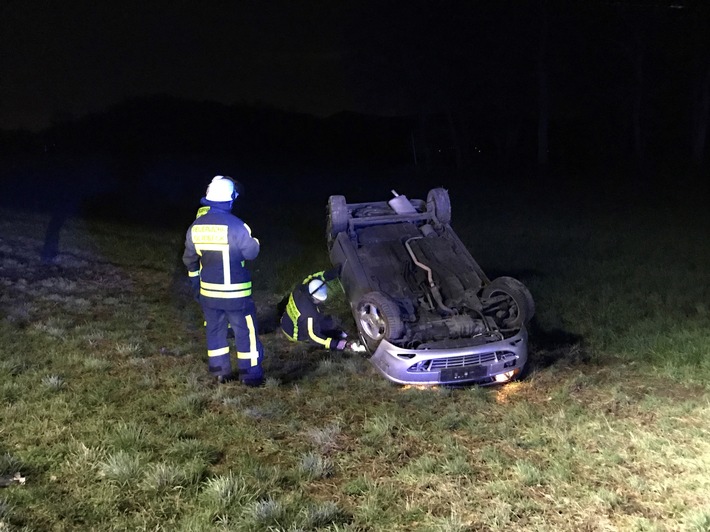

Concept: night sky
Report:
left=2, top=2, right=705, bottom=123
left=1, top=0, right=709, bottom=217
left=4, top=1, right=704, bottom=131
left=1, top=1, right=358, bottom=131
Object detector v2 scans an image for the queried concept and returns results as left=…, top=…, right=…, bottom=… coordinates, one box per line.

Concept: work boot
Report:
left=216, top=373, right=236, bottom=384
left=241, top=377, right=264, bottom=387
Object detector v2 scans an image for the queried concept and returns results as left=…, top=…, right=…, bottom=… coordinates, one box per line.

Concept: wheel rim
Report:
left=358, top=303, right=386, bottom=340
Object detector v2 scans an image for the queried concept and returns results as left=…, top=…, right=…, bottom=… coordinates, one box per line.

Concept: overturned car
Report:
left=327, top=188, right=534, bottom=386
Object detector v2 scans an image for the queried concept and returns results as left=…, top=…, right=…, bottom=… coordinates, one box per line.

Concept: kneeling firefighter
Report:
left=280, top=269, right=363, bottom=352
left=183, top=175, right=265, bottom=385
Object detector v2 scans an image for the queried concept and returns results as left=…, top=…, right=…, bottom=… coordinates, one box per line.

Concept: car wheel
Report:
left=327, top=195, right=348, bottom=249
left=481, top=276, right=535, bottom=329
left=356, top=291, right=404, bottom=351
left=427, top=188, right=451, bottom=225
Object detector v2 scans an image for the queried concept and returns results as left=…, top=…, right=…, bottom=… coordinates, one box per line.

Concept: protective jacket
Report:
left=183, top=198, right=264, bottom=381
left=280, top=269, right=343, bottom=350
left=183, top=200, right=260, bottom=310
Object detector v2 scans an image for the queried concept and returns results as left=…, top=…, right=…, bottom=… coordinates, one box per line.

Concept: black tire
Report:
left=327, top=195, right=348, bottom=249
left=427, top=188, right=451, bottom=225
left=481, top=276, right=535, bottom=329
left=356, top=291, right=405, bottom=352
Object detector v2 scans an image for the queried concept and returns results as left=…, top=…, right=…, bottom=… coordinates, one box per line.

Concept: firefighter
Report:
left=280, top=269, right=363, bottom=352
left=183, top=175, right=264, bottom=385
left=193, top=187, right=235, bottom=337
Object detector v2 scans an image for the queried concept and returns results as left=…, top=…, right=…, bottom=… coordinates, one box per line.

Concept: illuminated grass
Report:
left=99, top=451, right=143, bottom=485
left=41, top=374, right=66, bottom=391
left=0, top=204, right=709, bottom=530
left=202, top=472, right=254, bottom=511
left=172, top=392, right=209, bottom=415
left=0, top=453, right=23, bottom=476
left=299, top=500, right=346, bottom=529
left=141, top=462, right=195, bottom=492
left=81, top=356, right=112, bottom=371
left=246, top=496, right=287, bottom=527
left=32, top=320, right=68, bottom=339
left=685, top=511, right=710, bottom=532
left=167, top=439, right=220, bottom=465
left=109, top=421, right=150, bottom=452
left=64, top=441, right=106, bottom=474
left=115, top=341, right=142, bottom=356
left=297, top=452, right=333, bottom=479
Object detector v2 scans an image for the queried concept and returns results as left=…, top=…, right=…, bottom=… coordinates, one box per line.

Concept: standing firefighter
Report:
left=183, top=176, right=265, bottom=385
left=280, top=269, right=364, bottom=352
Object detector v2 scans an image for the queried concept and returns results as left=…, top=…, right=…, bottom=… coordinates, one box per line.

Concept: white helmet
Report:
left=308, top=280, right=327, bottom=302
left=205, top=175, right=238, bottom=202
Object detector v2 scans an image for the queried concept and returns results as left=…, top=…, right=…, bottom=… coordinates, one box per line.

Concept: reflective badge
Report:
left=192, top=225, right=228, bottom=244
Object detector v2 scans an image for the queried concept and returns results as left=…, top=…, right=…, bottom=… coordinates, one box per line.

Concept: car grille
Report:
left=408, top=351, right=513, bottom=372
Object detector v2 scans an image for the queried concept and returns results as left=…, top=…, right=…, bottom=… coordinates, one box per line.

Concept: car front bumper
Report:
left=368, top=328, right=528, bottom=386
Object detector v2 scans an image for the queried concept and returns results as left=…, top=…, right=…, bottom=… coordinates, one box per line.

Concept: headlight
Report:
left=494, top=370, right=516, bottom=383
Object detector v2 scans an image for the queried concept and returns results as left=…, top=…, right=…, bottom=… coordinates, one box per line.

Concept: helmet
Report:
left=205, top=175, right=238, bottom=202
left=308, top=280, right=327, bottom=302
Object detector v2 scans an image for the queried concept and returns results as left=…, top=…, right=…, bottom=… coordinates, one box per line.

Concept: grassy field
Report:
left=0, top=195, right=709, bottom=531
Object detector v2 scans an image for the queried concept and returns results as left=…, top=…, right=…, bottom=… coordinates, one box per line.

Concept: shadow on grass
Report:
left=527, top=318, right=586, bottom=370
left=257, top=296, right=288, bottom=335
left=257, top=296, right=334, bottom=384
left=482, top=270, right=587, bottom=372
left=263, top=342, right=332, bottom=385
left=270, top=356, right=324, bottom=384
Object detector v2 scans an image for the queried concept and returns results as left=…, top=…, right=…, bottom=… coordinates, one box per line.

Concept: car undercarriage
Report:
left=328, top=188, right=534, bottom=385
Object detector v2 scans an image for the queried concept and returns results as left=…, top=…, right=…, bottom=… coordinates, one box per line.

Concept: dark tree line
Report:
left=342, top=1, right=710, bottom=183
left=2, top=0, right=709, bottom=222
left=0, top=95, right=415, bottom=223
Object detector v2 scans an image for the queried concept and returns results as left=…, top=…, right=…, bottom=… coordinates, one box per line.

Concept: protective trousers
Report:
left=202, top=298, right=264, bottom=384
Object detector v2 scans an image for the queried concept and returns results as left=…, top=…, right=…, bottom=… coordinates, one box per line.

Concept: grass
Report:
left=0, top=198, right=709, bottom=531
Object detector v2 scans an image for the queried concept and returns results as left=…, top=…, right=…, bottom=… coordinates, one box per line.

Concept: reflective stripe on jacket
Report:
left=281, top=285, right=335, bottom=348
left=183, top=201, right=260, bottom=309
left=280, top=269, right=341, bottom=350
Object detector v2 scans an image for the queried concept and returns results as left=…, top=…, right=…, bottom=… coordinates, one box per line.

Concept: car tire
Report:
left=482, top=276, right=535, bottom=329
left=327, top=195, right=348, bottom=249
left=356, top=291, right=404, bottom=351
left=427, top=188, right=451, bottom=225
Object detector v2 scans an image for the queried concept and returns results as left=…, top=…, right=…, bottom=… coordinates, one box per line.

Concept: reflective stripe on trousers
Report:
left=203, top=300, right=264, bottom=379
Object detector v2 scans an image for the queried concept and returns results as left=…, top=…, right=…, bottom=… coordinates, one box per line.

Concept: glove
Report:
left=190, top=277, right=200, bottom=301
left=335, top=339, right=347, bottom=350
left=348, top=341, right=366, bottom=353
